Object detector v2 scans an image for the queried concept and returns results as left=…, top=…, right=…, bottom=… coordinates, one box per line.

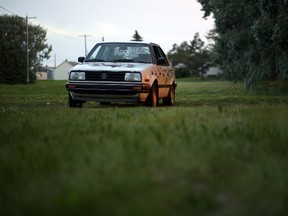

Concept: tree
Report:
left=131, top=30, right=143, bottom=41
left=0, top=15, right=52, bottom=84
left=167, top=32, right=210, bottom=78
left=197, top=0, right=288, bottom=88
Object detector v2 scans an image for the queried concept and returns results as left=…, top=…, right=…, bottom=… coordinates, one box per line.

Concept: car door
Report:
left=152, top=46, right=170, bottom=98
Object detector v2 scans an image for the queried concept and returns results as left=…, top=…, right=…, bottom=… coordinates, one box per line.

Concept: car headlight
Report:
left=124, top=73, right=141, bottom=81
left=70, top=72, right=86, bottom=80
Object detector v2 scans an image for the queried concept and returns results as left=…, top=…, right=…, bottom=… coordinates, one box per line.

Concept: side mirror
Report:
left=78, top=57, right=85, bottom=63
left=157, top=57, right=167, bottom=65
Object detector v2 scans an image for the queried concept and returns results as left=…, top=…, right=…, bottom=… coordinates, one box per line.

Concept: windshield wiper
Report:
left=85, top=59, right=105, bottom=62
left=136, top=61, right=151, bottom=64
left=113, top=59, right=135, bottom=63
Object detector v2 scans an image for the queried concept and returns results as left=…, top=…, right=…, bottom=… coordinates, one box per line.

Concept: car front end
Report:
left=66, top=63, right=153, bottom=104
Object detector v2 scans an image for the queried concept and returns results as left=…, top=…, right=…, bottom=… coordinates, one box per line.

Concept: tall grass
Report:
left=0, top=79, right=287, bottom=216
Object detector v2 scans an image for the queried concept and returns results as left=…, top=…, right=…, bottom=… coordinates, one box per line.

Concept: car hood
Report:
left=71, top=62, right=153, bottom=72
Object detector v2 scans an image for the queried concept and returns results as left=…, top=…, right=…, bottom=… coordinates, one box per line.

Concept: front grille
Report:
left=85, top=71, right=126, bottom=81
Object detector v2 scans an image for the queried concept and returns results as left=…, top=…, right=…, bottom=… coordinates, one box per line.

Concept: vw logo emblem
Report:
left=101, top=73, right=107, bottom=80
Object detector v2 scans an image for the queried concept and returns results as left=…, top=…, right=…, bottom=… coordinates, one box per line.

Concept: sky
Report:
left=1, top=0, right=214, bottom=67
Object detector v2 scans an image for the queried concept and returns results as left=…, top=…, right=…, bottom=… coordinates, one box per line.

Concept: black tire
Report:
left=68, top=92, right=83, bottom=108
left=146, top=83, right=158, bottom=107
left=163, top=86, right=175, bottom=106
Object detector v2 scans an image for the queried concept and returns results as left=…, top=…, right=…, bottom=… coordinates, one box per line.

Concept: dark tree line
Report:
left=197, top=0, right=288, bottom=88
left=167, top=32, right=210, bottom=78
left=0, top=15, right=52, bottom=84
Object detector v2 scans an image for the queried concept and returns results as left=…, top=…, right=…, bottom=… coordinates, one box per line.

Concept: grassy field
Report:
left=0, top=78, right=287, bottom=216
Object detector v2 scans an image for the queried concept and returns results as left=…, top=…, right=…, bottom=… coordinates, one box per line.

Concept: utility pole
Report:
left=79, top=34, right=92, bottom=56
left=26, top=15, right=36, bottom=84
left=54, top=53, right=57, bottom=68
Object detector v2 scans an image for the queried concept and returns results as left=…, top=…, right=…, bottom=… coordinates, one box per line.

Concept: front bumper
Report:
left=65, top=82, right=151, bottom=102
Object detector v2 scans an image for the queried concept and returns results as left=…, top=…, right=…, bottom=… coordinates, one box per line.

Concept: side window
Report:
left=153, top=46, right=169, bottom=66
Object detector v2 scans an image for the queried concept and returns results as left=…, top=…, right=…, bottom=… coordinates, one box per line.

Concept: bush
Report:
left=175, top=68, right=191, bottom=78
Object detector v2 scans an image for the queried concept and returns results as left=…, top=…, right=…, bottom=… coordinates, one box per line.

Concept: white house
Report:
left=205, top=66, right=222, bottom=77
left=54, top=60, right=78, bottom=80
left=36, top=66, right=55, bottom=80
left=36, top=71, right=47, bottom=80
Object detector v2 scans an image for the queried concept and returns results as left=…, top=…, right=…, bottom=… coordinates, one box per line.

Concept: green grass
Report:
left=0, top=79, right=288, bottom=216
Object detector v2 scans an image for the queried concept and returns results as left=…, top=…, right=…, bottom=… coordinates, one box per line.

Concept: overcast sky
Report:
left=1, top=0, right=214, bottom=66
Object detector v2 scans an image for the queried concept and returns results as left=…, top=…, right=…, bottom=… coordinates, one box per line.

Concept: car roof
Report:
left=95, top=41, right=161, bottom=47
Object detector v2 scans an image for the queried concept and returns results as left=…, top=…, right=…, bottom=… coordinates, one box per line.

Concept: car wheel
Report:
left=163, top=86, right=175, bottom=106
left=146, top=83, right=158, bottom=107
left=68, top=92, right=83, bottom=108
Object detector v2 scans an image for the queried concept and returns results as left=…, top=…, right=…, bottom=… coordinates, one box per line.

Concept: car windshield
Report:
left=85, top=43, right=152, bottom=63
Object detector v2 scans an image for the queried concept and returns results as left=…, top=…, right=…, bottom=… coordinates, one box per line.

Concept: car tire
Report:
left=146, top=83, right=158, bottom=107
left=163, top=85, right=175, bottom=106
left=68, top=92, right=83, bottom=108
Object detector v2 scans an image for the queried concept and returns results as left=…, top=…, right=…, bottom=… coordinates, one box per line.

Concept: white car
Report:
left=65, top=42, right=176, bottom=107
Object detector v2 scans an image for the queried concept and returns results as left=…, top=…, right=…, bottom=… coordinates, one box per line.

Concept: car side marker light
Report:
left=144, top=75, right=150, bottom=82
left=68, top=84, right=76, bottom=88
left=133, top=86, right=142, bottom=91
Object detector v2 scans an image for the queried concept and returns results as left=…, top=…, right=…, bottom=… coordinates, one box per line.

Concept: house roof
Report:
left=68, top=61, right=78, bottom=66
left=56, top=60, right=78, bottom=68
left=40, top=66, right=55, bottom=72
left=175, top=63, right=187, bottom=69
